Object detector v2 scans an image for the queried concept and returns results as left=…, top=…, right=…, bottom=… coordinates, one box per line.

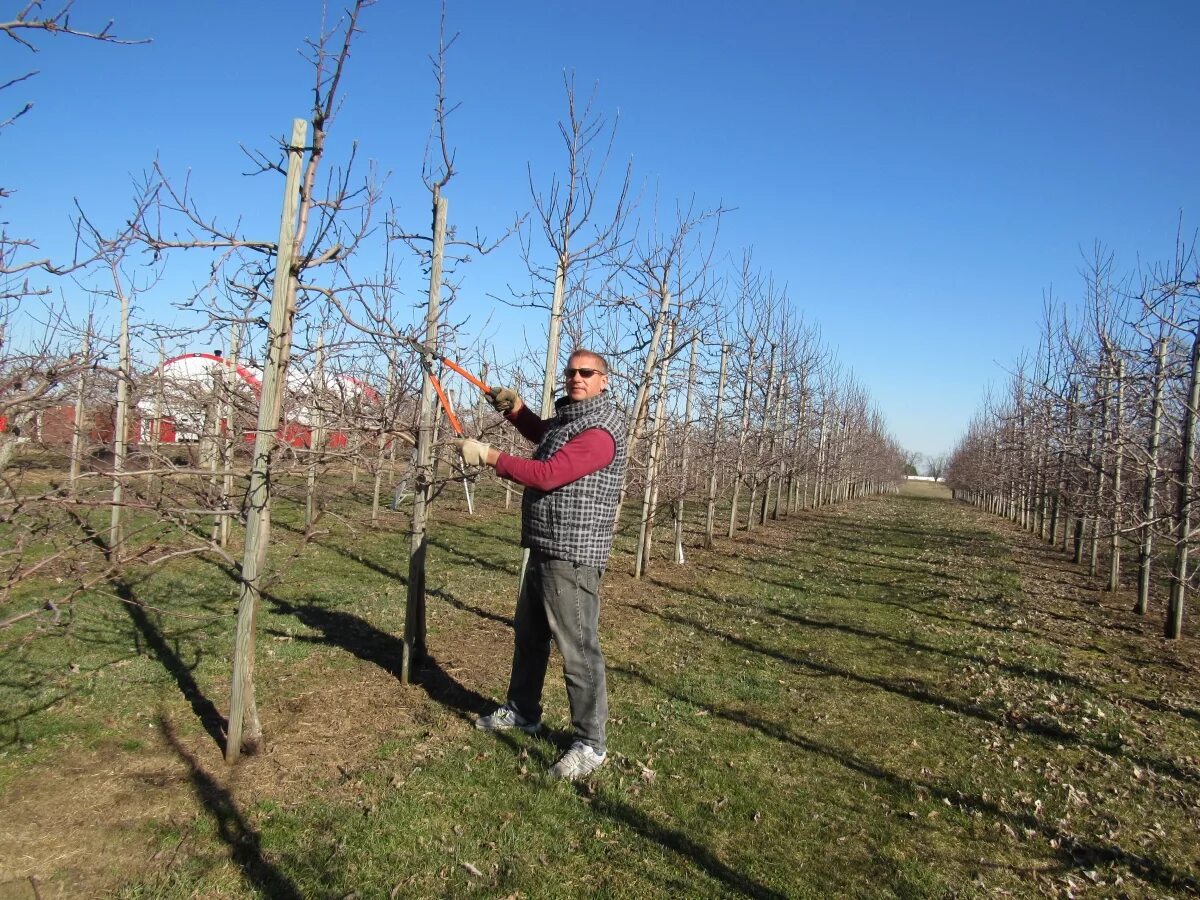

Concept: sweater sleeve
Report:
left=505, top=404, right=548, bottom=444
left=494, top=427, right=616, bottom=491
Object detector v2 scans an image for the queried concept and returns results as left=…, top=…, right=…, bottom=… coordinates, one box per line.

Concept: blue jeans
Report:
left=507, top=551, right=608, bottom=753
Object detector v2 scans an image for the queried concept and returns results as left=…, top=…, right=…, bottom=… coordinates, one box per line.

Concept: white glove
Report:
left=454, top=438, right=491, bottom=467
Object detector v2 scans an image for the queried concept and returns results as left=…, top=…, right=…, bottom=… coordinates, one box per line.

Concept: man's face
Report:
left=564, top=354, right=608, bottom=402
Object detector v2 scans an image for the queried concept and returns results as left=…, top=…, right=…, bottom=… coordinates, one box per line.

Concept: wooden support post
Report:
left=403, top=192, right=448, bottom=683
left=227, top=118, right=307, bottom=763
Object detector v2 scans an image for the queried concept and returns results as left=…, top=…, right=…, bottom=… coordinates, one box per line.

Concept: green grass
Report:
left=2, top=477, right=1199, bottom=897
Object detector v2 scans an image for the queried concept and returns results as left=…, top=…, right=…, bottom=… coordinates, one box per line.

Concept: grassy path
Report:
left=2, top=483, right=1199, bottom=897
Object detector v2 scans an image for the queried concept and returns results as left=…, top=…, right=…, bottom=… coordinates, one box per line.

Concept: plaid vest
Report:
left=522, top=392, right=628, bottom=569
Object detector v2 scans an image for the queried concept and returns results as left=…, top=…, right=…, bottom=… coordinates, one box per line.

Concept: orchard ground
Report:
left=2, top=479, right=1198, bottom=898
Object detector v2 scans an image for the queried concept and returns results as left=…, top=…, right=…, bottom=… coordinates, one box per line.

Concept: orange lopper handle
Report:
left=440, top=357, right=492, bottom=395
left=427, top=371, right=463, bottom=435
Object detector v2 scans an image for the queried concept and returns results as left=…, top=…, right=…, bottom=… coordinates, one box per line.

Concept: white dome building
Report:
left=137, top=353, right=381, bottom=447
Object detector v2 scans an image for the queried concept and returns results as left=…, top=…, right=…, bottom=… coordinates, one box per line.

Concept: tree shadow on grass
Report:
left=629, top=602, right=1200, bottom=786
left=0, top=690, right=72, bottom=748
left=263, top=592, right=496, bottom=725
left=666, top=537, right=1200, bottom=733
left=428, top=535, right=520, bottom=577
left=117, top=579, right=228, bottom=753
left=157, top=714, right=301, bottom=900
left=269, top=521, right=514, bottom=629
left=645, top=568, right=1026, bottom=643
left=612, top=663, right=1200, bottom=895
left=262, top=591, right=538, bottom=772
left=578, top=783, right=789, bottom=899
left=650, top=577, right=1093, bottom=692
left=800, top=512, right=987, bottom=549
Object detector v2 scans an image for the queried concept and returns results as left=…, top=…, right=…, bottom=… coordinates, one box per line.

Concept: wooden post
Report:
left=227, top=118, right=307, bottom=763
left=403, top=192, right=447, bottom=683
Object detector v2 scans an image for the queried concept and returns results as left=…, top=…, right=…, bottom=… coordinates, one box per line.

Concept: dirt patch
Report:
left=0, top=625, right=508, bottom=897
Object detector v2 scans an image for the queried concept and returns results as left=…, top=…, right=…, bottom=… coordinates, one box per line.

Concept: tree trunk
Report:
left=1167, top=327, right=1200, bottom=640
left=1089, top=364, right=1109, bottom=577
left=703, top=341, right=728, bottom=549
left=1107, top=358, right=1125, bottom=592
left=771, top=376, right=789, bottom=520
left=371, top=365, right=395, bottom=525
left=68, top=320, right=92, bottom=496
left=305, top=334, right=326, bottom=530
left=674, top=333, right=697, bottom=563
left=619, top=277, right=674, bottom=523
left=636, top=321, right=674, bottom=578
left=109, top=279, right=130, bottom=562
left=728, top=339, right=756, bottom=537
left=1136, top=338, right=1166, bottom=615
left=218, top=324, right=241, bottom=548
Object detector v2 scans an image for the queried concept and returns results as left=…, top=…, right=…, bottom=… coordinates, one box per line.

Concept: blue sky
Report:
left=5, top=1, right=1198, bottom=457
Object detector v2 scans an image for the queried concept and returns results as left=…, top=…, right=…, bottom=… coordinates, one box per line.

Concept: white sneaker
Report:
left=549, top=741, right=607, bottom=781
left=474, top=704, right=540, bottom=734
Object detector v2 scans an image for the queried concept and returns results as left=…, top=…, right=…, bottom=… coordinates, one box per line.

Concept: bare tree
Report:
left=925, top=453, right=948, bottom=481
left=1, top=3, right=146, bottom=305
left=948, top=231, right=1200, bottom=642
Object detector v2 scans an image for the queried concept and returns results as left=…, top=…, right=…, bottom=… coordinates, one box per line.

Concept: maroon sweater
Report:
left=494, top=404, right=616, bottom=491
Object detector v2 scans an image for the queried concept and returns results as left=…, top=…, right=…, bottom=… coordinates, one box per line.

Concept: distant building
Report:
left=6, top=351, right=387, bottom=451
left=136, top=352, right=382, bottom=448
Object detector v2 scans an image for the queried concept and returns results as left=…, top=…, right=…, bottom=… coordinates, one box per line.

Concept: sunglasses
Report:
left=563, top=367, right=606, bottom=379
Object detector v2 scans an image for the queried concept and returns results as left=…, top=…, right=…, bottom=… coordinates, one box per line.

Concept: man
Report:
left=455, top=350, right=628, bottom=781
